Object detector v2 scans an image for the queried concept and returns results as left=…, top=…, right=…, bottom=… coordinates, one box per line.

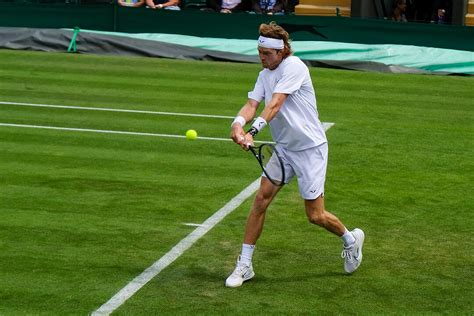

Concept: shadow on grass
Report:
left=187, top=267, right=348, bottom=287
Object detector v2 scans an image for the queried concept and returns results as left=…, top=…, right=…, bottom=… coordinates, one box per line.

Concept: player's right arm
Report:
left=230, top=98, right=259, bottom=149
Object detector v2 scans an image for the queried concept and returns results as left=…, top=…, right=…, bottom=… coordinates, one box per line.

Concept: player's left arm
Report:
left=259, top=93, right=287, bottom=122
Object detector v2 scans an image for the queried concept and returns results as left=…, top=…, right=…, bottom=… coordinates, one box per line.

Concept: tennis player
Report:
left=226, top=22, right=365, bottom=288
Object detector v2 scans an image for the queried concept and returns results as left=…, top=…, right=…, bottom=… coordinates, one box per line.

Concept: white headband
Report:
left=258, top=36, right=284, bottom=50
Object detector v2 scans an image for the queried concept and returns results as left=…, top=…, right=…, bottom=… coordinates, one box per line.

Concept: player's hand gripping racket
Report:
left=248, top=143, right=285, bottom=186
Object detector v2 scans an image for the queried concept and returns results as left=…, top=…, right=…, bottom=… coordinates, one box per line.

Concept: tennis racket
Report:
left=248, top=143, right=285, bottom=186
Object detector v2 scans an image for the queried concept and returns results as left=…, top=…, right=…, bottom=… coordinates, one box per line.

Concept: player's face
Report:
left=258, top=47, right=283, bottom=70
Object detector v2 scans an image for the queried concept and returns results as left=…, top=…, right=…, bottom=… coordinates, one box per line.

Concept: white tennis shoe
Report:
left=341, top=228, right=365, bottom=273
left=225, top=256, right=255, bottom=288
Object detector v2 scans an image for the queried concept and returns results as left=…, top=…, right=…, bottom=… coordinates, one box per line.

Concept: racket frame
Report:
left=248, top=143, right=285, bottom=187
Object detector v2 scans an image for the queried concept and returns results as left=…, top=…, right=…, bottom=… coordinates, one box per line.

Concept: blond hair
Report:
left=259, top=22, right=292, bottom=58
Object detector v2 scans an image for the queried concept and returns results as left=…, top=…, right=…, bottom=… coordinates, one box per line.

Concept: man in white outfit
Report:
left=226, top=22, right=365, bottom=288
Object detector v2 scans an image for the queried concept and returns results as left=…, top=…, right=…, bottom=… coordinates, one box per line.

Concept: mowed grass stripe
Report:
left=0, top=50, right=257, bottom=114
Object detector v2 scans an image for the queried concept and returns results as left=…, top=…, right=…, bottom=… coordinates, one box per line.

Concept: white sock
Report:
left=341, top=228, right=356, bottom=247
left=240, top=244, right=255, bottom=266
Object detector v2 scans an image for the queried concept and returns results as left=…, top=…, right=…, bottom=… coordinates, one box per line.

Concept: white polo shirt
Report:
left=248, top=55, right=327, bottom=151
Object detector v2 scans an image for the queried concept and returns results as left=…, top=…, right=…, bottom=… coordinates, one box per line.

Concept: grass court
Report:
left=0, top=49, right=472, bottom=314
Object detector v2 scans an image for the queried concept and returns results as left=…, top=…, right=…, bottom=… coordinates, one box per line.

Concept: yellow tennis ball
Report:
left=186, top=129, right=197, bottom=140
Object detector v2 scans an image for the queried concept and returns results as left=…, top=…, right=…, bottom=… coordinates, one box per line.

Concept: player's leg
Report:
left=304, top=196, right=364, bottom=273
left=225, top=177, right=281, bottom=288
left=291, top=143, right=365, bottom=273
left=304, top=195, right=345, bottom=236
left=243, top=176, right=282, bottom=244
left=292, top=143, right=345, bottom=235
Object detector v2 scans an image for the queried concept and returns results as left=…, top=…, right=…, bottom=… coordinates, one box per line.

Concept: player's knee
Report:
left=254, top=192, right=271, bottom=210
left=254, top=192, right=268, bottom=206
left=308, top=213, right=326, bottom=226
left=257, top=187, right=276, bottom=202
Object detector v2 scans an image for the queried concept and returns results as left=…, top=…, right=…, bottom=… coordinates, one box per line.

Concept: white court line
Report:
left=0, top=123, right=275, bottom=143
left=0, top=122, right=334, bottom=144
left=91, top=178, right=262, bottom=316
left=0, top=123, right=231, bottom=142
left=182, top=223, right=207, bottom=227
left=0, top=101, right=234, bottom=119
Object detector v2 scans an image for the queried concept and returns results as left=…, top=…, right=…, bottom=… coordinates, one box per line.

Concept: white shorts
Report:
left=264, top=142, right=328, bottom=200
